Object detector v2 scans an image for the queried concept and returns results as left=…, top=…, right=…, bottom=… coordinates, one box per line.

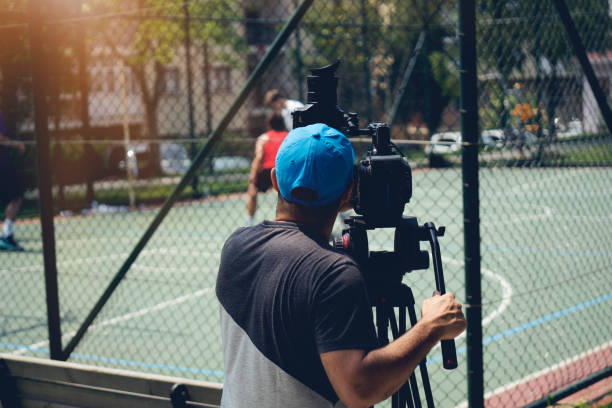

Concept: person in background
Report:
left=0, top=108, right=26, bottom=251
left=263, top=88, right=304, bottom=131
left=217, top=123, right=466, bottom=408
left=246, top=112, right=289, bottom=226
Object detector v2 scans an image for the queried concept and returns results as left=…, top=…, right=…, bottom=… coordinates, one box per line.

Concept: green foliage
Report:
left=478, top=0, right=610, bottom=72
left=300, top=0, right=459, bottom=132
left=88, top=0, right=246, bottom=68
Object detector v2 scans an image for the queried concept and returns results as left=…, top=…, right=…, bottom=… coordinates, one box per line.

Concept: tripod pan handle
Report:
left=441, top=339, right=458, bottom=370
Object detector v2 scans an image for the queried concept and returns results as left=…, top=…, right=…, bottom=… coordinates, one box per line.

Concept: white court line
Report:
left=483, top=204, right=553, bottom=227
left=10, top=286, right=214, bottom=356
left=1, top=245, right=221, bottom=274
left=508, top=170, right=587, bottom=194
left=545, top=213, right=612, bottom=221
left=440, top=257, right=513, bottom=341
left=131, top=264, right=218, bottom=274
left=453, top=339, right=612, bottom=408
left=2, top=253, right=131, bottom=274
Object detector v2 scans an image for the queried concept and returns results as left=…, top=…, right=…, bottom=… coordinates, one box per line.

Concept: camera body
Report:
left=292, top=60, right=429, bottom=283
left=292, top=61, right=412, bottom=228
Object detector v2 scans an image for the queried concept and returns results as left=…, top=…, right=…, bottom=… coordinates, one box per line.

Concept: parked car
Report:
left=116, top=142, right=149, bottom=178
left=113, top=142, right=250, bottom=176
left=557, top=120, right=584, bottom=139
left=212, top=156, right=250, bottom=172
left=481, top=129, right=505, bottom=147
left=425, top=131, right=462, bottom=155
left=160, top=143, right=191, bottom=175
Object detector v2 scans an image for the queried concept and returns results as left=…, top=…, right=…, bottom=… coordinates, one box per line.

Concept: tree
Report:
left=477, top=0, right=610, bottom=155
left=0, top=0, right=31, bottom=137
left=87, top=0, right=246, bottom=175
left=299, top=0, right=459, bottom=135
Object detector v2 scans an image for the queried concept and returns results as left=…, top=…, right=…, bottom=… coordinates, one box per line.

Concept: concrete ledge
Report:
left=0, top=354, right=222, bottom=408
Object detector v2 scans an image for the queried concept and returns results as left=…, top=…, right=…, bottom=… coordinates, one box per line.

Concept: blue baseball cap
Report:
left=275, top=123, right=355, bottom=207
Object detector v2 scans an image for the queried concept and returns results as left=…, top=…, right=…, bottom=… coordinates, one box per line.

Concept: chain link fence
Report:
left=476, top=1, right=612, bottom=406
left=0, top=0, right=610, bottom=406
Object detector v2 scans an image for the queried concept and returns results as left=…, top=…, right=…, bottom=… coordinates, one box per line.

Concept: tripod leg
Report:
left=397, top=306, right=421, bottom=408
left=376, top=305, right=390, bottom=347
left=407, top=303, right=435, bottom=408
left=390, top=305, right=420, bottom=408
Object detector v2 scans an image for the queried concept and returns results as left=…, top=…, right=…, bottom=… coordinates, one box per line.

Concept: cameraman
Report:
left=216, top=123, right=466, bottom=408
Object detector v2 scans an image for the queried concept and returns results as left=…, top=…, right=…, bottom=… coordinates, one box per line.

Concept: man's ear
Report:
left=271, top=168, right=280, bottom=192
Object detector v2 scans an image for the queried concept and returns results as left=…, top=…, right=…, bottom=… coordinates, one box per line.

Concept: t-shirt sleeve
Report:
left=313, top=262, right=378, bottom=354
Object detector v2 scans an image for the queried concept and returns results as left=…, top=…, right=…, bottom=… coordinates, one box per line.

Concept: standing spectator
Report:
left=246, top=113, right=288, bottom=226
left=0, top=108, right=26, bottom=251
left=263, top=89, right=304, bottom=131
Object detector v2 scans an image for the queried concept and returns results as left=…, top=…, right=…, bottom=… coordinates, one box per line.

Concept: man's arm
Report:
left=320, top=293, right=466, bottom=408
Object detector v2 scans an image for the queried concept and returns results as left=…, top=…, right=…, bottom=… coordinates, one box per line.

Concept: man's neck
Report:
left=275, top=212, right=335, bottom=240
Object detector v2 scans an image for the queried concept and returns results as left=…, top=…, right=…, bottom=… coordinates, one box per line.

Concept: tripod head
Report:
left=334, top=216, right=430, bottom=292
left=293, top=61, right=412, bottom=228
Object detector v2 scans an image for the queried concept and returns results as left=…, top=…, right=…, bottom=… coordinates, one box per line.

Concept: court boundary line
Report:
left=443, top=257, right=513, bottom=327
left=440, top=257, right=513, bottom=342
left=2, top=244, right=222, bottom=275
left=430, top=291, right=611, bottom=367
left=10, top=286, right=214, bottom=356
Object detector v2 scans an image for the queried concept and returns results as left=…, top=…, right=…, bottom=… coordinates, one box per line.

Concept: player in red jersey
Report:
left=246, top=113, right=288, bottom=226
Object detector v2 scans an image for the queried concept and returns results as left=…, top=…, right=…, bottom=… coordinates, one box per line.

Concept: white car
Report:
left=481, top=129, right=506, bottom=147
left=160, top=143, right=192, bottom=174
left=558, top=120, right=583, bottom=139
left=212, top=156, right=250, bottom=172
left=160, top=144, right=250, bottom=174
left=425, top=131, right=462, bottom=155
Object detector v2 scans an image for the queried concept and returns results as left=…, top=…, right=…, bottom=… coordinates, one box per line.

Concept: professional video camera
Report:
left=292, top=61, right=457, bottom=408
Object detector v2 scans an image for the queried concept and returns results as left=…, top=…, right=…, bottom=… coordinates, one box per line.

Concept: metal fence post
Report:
left=27, top=0, right=63, bottom=360
left=183, top=0, right=200, bottom=198
left=552, top=0, right=612, bottom=136
left=293, top=0, right=304, bottom=100
left=458, top=0, right=483, bottom=406
left=77, top=0, right=94, bottom=204
left=386, top=31, right=426, bottom=127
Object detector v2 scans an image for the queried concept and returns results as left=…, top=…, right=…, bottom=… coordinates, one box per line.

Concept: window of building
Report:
left=211, top=66, right=231, bottom=93
left=162, top=67, right=180, bottom=95
left=90, top=65, right=117, bottom=94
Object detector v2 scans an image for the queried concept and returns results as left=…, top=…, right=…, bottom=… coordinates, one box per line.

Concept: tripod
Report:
left=374, top=284, right=435, bottom=408
left=337, top=216, right=457, bottom=408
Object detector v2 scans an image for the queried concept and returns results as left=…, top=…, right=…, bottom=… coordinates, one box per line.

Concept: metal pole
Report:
left=552, top=0, right=612, bottom=136
left=292, top=0, right=304, bottom=101
left=62, top=0, right=315, bottom=359
left=203, top=41, right=212, bottom=135
left=27, top=0, right=63, bottom=361
left=291, top=0, right=304, bottom=100
left=359, top=0, right=372, bottom=121
left=77, top=0, right=94, bottom=204
left=386, top=31, right=425, bottom=127
left=118, top=60, right=136, bottom=208
left=183, top=0, right=200, bottom=198
left=458, top=0, right=483, bottom=406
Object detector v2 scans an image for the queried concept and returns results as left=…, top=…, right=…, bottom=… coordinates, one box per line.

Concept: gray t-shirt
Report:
left=216, top=220, right=378, bottom=407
